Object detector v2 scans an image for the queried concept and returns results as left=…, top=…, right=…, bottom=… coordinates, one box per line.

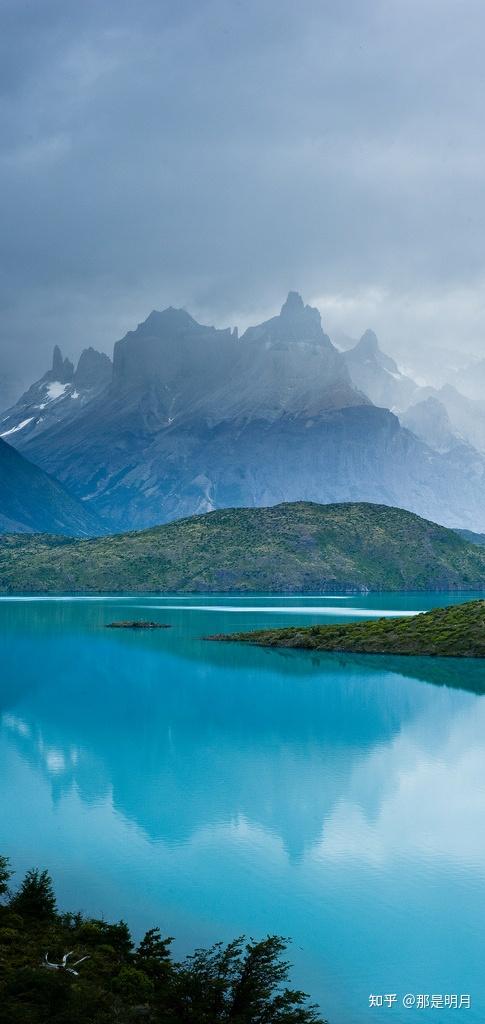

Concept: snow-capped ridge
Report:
left=0, top=343, right=113, bottom=445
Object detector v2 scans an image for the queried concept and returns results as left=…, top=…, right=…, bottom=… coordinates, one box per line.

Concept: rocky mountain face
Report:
left=0, top=437, right=104, bottom=535
left=107, top=291, right=362, bottom=425
left=410, top=385, right=485, bottom=455
left=342, top=330, right=485, bottom=458
left=5, top=292, right=485, bottom=533
left=400, top=397, right=460, bottom=453
left=343, top=330, right=418, bottom=411
left=208, top=291, right=363, bottom=421
left=0, top=345, right=112, bottom=445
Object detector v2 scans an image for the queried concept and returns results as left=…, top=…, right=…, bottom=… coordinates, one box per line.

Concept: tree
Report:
left=171, top=935, right=325, bottom=1023
left=77, top=918, right=133, bottom=958
left=9, top=868, right=56, bottom=919
left=0, top=855, right=11, bottom=899
left=228, top=936, right=324, bottom=1023
left=113, top=964, right=154, bottom=1003
left=135, top=926, right=173, bottom=977
left=0, top=854, right=327, bottom=1023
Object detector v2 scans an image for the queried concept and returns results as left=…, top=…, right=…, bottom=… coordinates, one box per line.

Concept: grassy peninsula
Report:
left=1, top=501, right=485, bottom=594
left=210, top=600, right=485, bottom=658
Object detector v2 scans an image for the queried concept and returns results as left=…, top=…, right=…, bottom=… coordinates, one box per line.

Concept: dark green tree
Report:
left=0, top=855, right=11, bottom=899
left=229, top=935, right=324, bottom=1023
left=171, top=935, right=325, bottom=1023
left=112, top=964, right=155, bottom=1003
left=0, top=854, right=327, bottom=1024
left=135, top=926, right=173, bottom=976
left=9, top=868, right=56, bottom=919
left=77, top=918, right=133, bottom=958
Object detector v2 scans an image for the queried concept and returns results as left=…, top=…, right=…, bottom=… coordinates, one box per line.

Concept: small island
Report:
left=209, top=599, right=485, bottom=658
left=105, top=620, right=171, bottom=629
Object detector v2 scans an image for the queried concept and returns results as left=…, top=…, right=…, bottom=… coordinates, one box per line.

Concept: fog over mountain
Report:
left=2, top=3, right=485, bottom=535
left=3, top=292, right=485, bottom=533
left=1, top=0, right=485, bottom=397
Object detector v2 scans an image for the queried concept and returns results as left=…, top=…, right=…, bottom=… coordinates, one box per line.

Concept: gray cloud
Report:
left=1, top=0, right=485, bottom=400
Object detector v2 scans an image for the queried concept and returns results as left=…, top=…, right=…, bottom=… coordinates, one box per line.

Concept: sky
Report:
left=2, top=0, right=485, bottom=402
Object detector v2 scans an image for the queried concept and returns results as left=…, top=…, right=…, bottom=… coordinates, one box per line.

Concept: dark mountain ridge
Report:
left=0, top=437, right=104, bottom=536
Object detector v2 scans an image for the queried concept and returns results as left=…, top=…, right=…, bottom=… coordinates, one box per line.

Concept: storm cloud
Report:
left=1, top=0, right=485, bottom=398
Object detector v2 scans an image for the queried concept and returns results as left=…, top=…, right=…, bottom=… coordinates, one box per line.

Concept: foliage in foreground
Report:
left=0, top=855, right=325, bottom=1024
left=213, top=599, right=485, bottom=658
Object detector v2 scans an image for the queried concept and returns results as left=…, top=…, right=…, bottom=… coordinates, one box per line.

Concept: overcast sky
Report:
left=2, top=0, right=485, bottom=399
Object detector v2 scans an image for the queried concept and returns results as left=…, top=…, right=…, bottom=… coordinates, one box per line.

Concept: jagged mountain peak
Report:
left=349, top=330, right=401, bottom=375
left=112, top=304, right=236, bottom=401
left=280, top=291, right=305, bottom=316
left=5, top=294, right=485, bottom=534
left=75, top=347, right=112, bottom=388
left=356, top=329, right=380, bottom=354
left=279, top=290, right=322, bottom=332
left=0, top=343, right=113, bottom=447
left=344, top=330, right=418, bottom=412
left=242, top=292, right=324, bottom=347
left=51, top=345, right=74, bottom=383
left=138, top=305, right=198, bottom=333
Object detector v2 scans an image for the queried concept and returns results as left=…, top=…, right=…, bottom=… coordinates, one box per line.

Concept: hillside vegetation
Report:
left=0, top=855, right=323, bottom=1024
left=211, top=599, right=485, bottom=658
left=1, top=502, right=485, bottom=593
left=455, top=528, right=485, bottom=547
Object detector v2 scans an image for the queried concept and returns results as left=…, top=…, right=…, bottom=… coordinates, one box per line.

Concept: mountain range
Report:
left=341, top=332, right=485, bottom=455
left=0, top=344, right=112, bottom=446
left=2, top=291, right=485, bottom=533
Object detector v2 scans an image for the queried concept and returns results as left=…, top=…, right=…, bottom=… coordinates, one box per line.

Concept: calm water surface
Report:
left=1, top=592, right=485, bottom=1023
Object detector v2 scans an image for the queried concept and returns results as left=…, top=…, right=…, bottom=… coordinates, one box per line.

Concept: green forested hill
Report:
left=455, top=528, right=485, bottom=547
left=212, top=599, right=485, bottom=658
left=1, top=501, right=485, bottom=593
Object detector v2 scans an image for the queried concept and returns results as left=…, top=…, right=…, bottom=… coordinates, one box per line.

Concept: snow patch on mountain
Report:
left=1, top=417, right=34, bottom=437
left=0, top=345, right=112, bottom=446
left=46, top=381, right=70, bottom=400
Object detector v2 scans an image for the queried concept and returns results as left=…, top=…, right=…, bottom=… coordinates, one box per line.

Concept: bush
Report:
left=0, top=854, right=327, bottom=1023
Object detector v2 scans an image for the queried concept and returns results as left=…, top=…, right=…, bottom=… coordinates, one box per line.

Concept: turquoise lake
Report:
left=1, top=592, right=485, bottom=1022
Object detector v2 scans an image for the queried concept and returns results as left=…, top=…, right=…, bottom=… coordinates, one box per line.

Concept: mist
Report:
left=2, top=0, right=485, bottom=400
